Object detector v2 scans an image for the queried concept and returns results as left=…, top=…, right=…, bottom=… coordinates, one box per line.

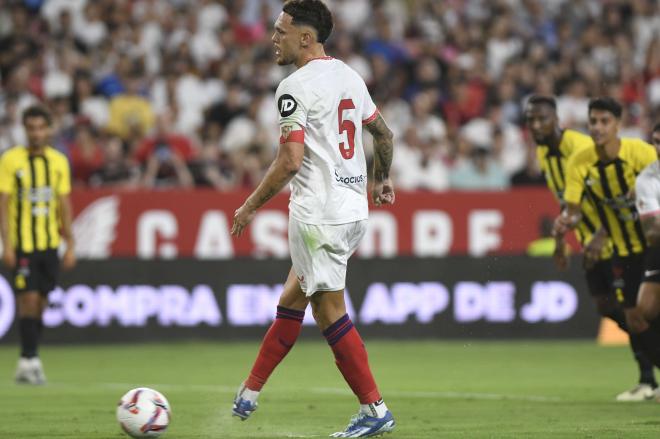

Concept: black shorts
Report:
left=584, top=259, right=614, bottom=297
left=644, top=247, right=660, bottom=284
left=13, top=249, right=60, bottom=296
left=611, top=253, right=645, bottom=308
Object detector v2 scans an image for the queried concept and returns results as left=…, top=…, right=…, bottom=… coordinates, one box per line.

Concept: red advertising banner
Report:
left=70, top=188, right=566, bottom=259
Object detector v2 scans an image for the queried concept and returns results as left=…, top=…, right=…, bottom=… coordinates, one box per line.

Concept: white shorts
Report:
left=289, top=217, right=367, bottom=296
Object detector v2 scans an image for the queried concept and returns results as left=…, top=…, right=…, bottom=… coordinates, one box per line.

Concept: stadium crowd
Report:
left=0, top=0, right=658, bottom=191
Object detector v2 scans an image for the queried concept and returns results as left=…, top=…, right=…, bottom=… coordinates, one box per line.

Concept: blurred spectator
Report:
left=106, top=68, right=154, bottom=141
left=135, top=111, right=196, bottom=189
left=449, top=141, right=510, bottom=191
left=68, top=120, right=104, bottom=186
left=0, top=0, right=658, bottom=191
left=89, top=136, right=141, bottom=189
left=510, top=143, right=546, bottom=187
left=392, top=127, right=449, bottom=191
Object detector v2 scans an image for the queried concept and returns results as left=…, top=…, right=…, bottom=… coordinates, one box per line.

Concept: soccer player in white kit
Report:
left=230, top=1, right=396, bottom=437
left=636, top=123, right=660, bottom=339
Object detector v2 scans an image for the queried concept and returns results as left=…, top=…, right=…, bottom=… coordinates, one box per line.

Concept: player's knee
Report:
left=17, top=292, right=42, bottom=317
left=625, top=310, right=649, bottom=334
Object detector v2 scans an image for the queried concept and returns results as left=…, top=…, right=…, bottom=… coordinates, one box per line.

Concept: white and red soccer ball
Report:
left=116, top=387, right=171, bottom=438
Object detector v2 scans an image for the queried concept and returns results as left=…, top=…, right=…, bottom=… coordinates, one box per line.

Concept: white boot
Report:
left=14, top=358, right=32, bottom=384
left=30, top=357, right=46, bottom=385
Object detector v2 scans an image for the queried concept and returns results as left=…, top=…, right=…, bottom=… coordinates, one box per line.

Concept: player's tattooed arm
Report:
left=641, top=215, right=660, bottom=247
left=365, top=113, right=395, bottom=206
left=231, top=135, right=304, bottom=237
left=365, top=114, right=394, bottom=182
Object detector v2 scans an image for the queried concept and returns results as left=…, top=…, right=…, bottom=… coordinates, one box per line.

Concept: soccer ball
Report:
left=116, top=387, right=171, bottom=438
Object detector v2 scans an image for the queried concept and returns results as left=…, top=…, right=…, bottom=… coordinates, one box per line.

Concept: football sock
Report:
left=18, top=317, right=40, bottom=359
left=360, top=399, right=389, bottom=418
left=637, top=319, right=660, bottom=369
left=244, top=306, right=304, bottom=391
left=629, top=334, right=657, bottom=386
left=323, top=314, right=381, bottom=404
left=237, top=384, right=260, bottom=403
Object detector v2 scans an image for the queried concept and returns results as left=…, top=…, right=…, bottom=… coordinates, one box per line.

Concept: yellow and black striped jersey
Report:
left=0, top=145, right=71, bottom=253
left=564, top=138, right=657, bottom=257
left=536, top=129, right=613, bottom=258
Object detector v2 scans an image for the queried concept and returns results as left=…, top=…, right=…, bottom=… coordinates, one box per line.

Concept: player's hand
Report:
left=2, top=247, right=15, bottom=269
left=583, top=233, right=605, bottom=270
left=553, top=240, right=569, bottom=271
left=372, top=178, right=395, bottom=207
left=62, top=247, right=76, bottom=271
left=551, top=215, right=570, bottom=238
left=231, top=203, right=257, bottom=237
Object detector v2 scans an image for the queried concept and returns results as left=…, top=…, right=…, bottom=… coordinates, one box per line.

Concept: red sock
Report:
left=245, top=306, right=305, bottom=391
left=323, top=314, right=381, bottom=404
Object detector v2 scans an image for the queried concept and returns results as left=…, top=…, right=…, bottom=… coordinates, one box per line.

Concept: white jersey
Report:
left=276, top=57, right=378, bottom=225
left=636, top=161, right=660, bottom=218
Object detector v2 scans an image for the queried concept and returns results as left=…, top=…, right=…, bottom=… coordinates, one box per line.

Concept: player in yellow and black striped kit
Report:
left=554, top=97, right=660, bottom=378
left=525, top=96, right=656, bottom=400
left=0, top=105, right=76, bottom=384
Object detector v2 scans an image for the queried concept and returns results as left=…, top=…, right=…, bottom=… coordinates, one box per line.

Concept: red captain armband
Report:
left=640, top=210, right=660, bottom=219
left=362, top=109, right=379, bottom=125
left=279, top=128, right=305, bottom=144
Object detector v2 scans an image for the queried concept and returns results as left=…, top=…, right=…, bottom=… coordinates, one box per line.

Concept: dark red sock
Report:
left=323, top=314, right=381, bottom=404
left=245, top=306, right=304, bottom=391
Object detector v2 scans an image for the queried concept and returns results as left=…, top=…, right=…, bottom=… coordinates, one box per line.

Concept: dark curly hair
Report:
left=588, top=97, right=623, bottom=119
left=22, top=105, right=52, bottom=126
left=283, top=0, right=333, bottom=44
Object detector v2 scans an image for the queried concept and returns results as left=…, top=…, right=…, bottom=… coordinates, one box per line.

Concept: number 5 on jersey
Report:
left=338, top=98, right=356, bottom=159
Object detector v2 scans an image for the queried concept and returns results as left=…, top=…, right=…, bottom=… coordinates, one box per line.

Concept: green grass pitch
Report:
left=1, top=340, right=659, bottom=438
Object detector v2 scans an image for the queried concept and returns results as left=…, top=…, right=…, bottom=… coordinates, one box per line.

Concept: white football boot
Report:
left=615, top=383, right=655, bottom=401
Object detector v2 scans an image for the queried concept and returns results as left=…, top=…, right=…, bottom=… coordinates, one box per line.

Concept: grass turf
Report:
left=0, top=341, right=659, bottom=438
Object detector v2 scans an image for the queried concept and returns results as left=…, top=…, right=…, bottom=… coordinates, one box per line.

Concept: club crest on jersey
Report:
left=278, top=94, right=298, bottom=117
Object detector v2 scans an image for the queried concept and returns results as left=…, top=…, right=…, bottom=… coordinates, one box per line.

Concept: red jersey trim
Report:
left=362, top=109, right=380, bottom=125
left=280, top=129, right=305, bottom=145
left=309, top=56, right=334, bottom=61
left=640, top=210, right=660, bottom=219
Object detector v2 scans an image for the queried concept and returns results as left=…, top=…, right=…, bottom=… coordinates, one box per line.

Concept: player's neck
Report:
left=296, top=45, right=328, bottom=68
left=596, top=138, right=621, bottom=162
left=548, top=129, right=563, bottom=150
left=27, top=145, right=46, bottom=156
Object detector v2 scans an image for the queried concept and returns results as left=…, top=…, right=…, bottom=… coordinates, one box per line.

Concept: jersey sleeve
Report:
left=360, top=80, right=378, bottom=125
left=0, top=153, right=14, bottom=194
left=563, top=152, right=585, bottom=206
left=636, top=171, right=660, bottom=218
left=56, top=155, right=71, bottom=196
left=276, top=77, right=308, bottom=128
left=637, top=141, right=658, bottom=171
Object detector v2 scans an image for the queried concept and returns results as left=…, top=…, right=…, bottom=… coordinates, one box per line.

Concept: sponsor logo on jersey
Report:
left=278, top=94, right=298, bottom=117
left=335, top=170, right=366, bottom=185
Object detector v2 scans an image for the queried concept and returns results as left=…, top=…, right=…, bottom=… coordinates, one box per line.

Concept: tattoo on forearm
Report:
left=247, top=161, right=296, bottom=210
left=366, top=114, right=393, bottom=181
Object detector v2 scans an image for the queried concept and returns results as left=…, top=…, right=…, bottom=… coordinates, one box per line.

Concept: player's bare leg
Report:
left=623, top=300, right=660, bottom=390
left=639, top=282, right=660, bottom=323
left=635, top=281, right=660, bottom=402
left=311, top=291, right=395, bottom=437
left=591, top=295, right=658, bottom=400
left=232, top=267, right=309, bottom=420
left=15, top=291, right=47, bottom=385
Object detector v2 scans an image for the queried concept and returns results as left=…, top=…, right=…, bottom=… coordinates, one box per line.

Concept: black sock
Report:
left=637, top=318, right=660, bottom=370
left=18, top=317, right=40, bottom=359
left=629, top=334, right=657, bottom=386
